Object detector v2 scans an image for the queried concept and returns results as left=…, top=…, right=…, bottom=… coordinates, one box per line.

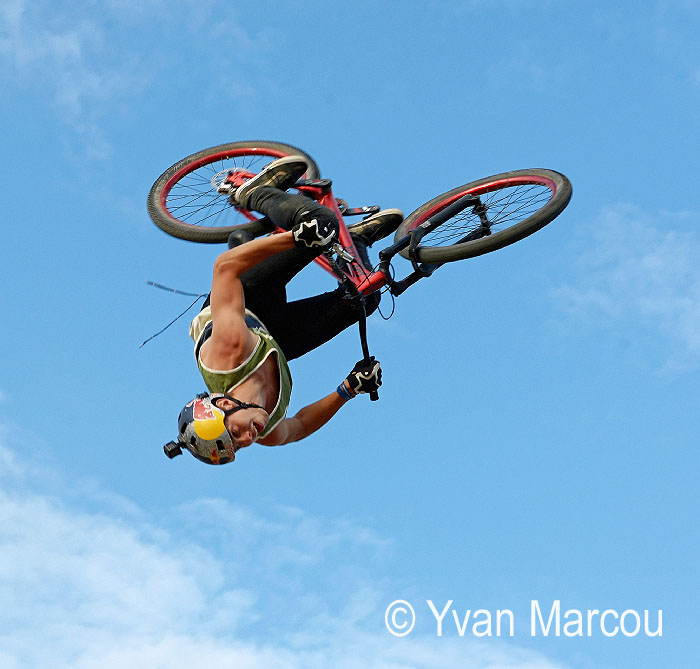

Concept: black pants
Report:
left=209, top=187, right=379, bottom=361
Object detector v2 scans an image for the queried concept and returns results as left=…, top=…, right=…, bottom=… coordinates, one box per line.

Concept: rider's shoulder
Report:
left=201, top=326, right=259, bottom=370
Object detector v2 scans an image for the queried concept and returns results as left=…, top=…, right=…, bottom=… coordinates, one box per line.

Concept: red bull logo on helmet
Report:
left=191, top=399, right=227, bottom=441
left=193, top=400, right=217, bottom=421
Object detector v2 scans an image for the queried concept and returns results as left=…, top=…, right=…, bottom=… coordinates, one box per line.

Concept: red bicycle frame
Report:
left=225, top=171, right=388, bottom=296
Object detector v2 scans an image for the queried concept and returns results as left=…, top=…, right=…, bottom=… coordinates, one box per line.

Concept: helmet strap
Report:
left=212, top=393, right=265, bottom=416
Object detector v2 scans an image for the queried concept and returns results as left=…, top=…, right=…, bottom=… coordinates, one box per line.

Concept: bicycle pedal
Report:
left=216, top=182, right=235, bottom=195
left=343, top=205, right=381, bottom=217
left=330, top=242, right=354, bottom=263
left=296, top=178, right=333, bottom=191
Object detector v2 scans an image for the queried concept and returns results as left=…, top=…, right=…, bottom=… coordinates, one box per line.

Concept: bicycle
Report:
left=147, top=140, right=572, bottom=400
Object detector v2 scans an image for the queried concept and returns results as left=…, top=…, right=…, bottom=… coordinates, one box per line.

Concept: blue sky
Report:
left=1, top=1, right=699, bottom=667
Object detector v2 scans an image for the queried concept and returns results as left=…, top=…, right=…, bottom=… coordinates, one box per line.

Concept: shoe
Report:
left=347, top=208, right=404, bottom=246
left=348, top=208, right=404, bottom=271
left=232, top=155, right=309, bottom=209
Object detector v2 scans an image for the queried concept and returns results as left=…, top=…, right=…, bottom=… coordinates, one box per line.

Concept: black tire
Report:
left=147, top=140, right=321, bottom=243
left=396, top=169, right=572, bottom=262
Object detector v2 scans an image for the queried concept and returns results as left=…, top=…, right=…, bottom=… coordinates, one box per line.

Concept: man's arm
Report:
left=258, top=389, right=350, bottom=446
left=203, top=232, right=296, bottom=368
left=213, top=231, right=296, bottom=279
left=258, top=359, right=383, bottom=446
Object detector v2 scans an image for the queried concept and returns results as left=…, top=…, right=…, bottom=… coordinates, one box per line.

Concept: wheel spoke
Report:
left=181, top=202, right=234, bottom=224
left=168, top=190, right=224, bottom=213
left=419, top=183, right=553, bottom=248
left=166, top=161, right=243, bottom=225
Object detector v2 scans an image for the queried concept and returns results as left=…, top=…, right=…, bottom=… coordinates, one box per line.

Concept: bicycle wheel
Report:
left=147, top=140, right=321, bottom=243
left=396, top=169, right=571, bottom=262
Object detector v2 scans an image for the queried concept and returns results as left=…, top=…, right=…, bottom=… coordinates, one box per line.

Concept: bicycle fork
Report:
left=378, top=193, right=488, bottom=295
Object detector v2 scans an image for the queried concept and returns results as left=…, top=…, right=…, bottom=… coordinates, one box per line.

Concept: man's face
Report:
left=214, top=397, right=269, bottom=449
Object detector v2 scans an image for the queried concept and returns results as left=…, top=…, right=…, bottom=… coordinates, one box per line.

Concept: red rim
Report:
left=406, top=174, right=558, bottom=231
left=159, top=148, right=291, bottom=226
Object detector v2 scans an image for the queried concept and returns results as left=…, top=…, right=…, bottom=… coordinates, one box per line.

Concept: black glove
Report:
left=292, top=216, right=337, bottom=249
left=345, top=357, right=382, bottom=396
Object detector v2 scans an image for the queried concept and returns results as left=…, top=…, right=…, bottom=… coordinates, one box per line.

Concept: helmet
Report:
left=165, top=392, right=266, bottom=465
left=175, top=393, right=236, bottom=465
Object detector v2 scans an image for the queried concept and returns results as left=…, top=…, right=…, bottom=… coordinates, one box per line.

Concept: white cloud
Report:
left=555, top=204, right=700, bottom=369
left=0, top=2, right=136, bottom=159
left=0, top=438, right=569, bottom=669
left=0, top=434, right=23, bottom=481
left=0, top=2, right=264, bottom=160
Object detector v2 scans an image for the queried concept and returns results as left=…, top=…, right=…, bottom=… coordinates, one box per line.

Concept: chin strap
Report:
left=208, top=392, right=265, bottom=415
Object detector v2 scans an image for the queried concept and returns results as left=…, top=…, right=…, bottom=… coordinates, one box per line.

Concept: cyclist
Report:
left=170, top=156, right=403, bottom=465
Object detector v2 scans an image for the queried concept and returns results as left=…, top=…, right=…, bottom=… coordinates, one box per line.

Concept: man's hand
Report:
left=343, top=357, right=382, bottom=397
left=292, top=216, right=337, bottom=248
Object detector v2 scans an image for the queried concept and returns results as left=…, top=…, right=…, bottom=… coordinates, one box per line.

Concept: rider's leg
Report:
left=249, top=286, right=380, bottom=361
left=247, top=186, right=337, bottom=237
left=197, top=187, right=379, bottom=360
left=239, top=187, right=380, bottom=359
left=238, top=186, right=339, bottom=283
left=202, top=187, right=335, bottom=310
left=241, top=242, right=381, bottom=361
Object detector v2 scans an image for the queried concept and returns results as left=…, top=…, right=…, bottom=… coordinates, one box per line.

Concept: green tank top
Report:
left=191, top=307, right=292, bottom=438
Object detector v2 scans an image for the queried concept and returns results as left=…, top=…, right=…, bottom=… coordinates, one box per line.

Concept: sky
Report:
left=1, top=1, right=699, bottom=667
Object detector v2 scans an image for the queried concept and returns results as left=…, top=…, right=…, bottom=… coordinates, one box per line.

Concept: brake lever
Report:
left=330, top=242, right=354, bottom=263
